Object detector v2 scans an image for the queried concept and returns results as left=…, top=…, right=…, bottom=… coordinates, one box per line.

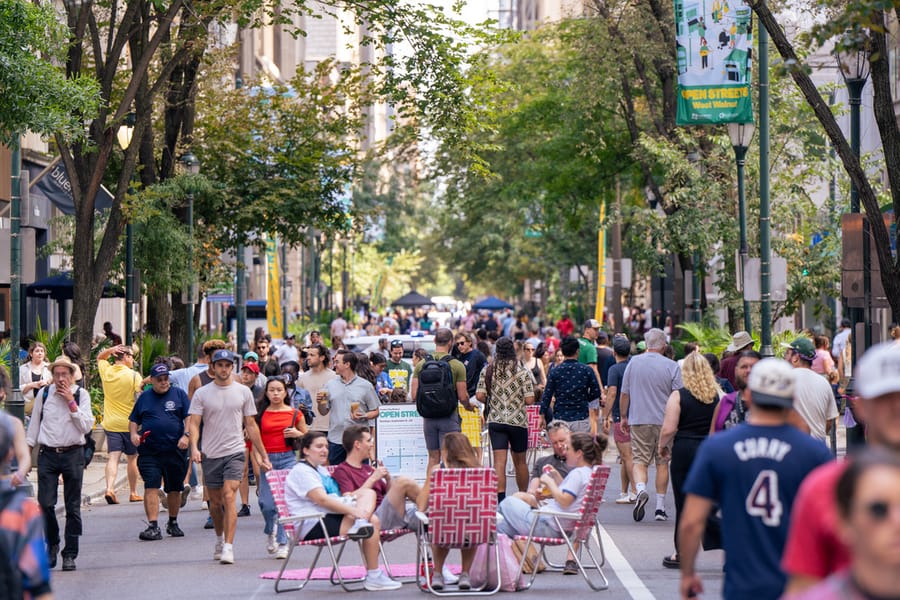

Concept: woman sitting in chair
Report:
left=284, top=431, right=401, bottom=591
left=418, top=432, right=482, bottom=590
left=496, top=432, right=606, bottom=539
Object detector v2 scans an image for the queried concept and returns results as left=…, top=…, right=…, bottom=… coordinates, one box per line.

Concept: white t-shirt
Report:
left=285, top=462, right=330, bottom=539
left=791, top=368, right=839, bottom=441
left=543, top=465, right=593, bottom=531
left=274, top=344, right=300, bottom=366
left=189, top=381, right=256, bottom=459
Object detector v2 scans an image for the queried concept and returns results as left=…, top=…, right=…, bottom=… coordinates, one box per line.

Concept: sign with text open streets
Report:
left=674, top=0, right=754, bottom=125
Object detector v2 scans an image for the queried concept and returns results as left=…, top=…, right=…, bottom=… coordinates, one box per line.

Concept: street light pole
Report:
left=8, top=138, right=24, bottom=423
left=758, top=23, right=773, bottom=357
left=836, top=45, right=871, bottom=357
left=179, top=152, right=200, bottom=358
left=116, top=113, right=136, bottom=346
left=728, top=122, right=756, bottom=334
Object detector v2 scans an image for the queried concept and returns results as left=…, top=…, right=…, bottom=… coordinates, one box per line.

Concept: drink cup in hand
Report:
left=350, top=401, right=362, bottom=418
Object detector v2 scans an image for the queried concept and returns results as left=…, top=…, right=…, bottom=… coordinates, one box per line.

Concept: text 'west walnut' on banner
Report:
left=674, top=0, right=754, bottom=125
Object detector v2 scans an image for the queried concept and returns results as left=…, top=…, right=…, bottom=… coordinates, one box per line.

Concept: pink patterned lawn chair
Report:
left=525, top=405, right=550, bottom=470
left=266, top=468, right=362, bottom=593
left=513, top=465, right=610, bottom=591
left=416, top=468, right=501, bottom=595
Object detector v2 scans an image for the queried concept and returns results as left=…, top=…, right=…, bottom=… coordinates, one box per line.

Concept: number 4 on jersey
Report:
left=745, top=470, right=784, bottom=527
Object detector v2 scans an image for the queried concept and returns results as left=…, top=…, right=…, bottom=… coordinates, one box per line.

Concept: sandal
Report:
left=662, top=554, right=680, bottom=569
left=104, top=492, right=119, bottom=505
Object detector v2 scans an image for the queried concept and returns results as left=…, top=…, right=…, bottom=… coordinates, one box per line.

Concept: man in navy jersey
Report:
left=677, top=358, right=832, bottom=600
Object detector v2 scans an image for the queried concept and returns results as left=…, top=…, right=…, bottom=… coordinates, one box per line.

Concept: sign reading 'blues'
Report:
left=674, top=0, right=754, bottom=125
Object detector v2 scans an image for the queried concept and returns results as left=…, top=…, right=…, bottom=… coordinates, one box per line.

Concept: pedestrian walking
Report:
left=677, top=358, right=833, bottom=599
left=657, top=352, right=722, bottom=567
left=619, top=328, right=683, bottom=522
left=188, top=349, right=271, bottom=565
left=255, top=375, right=304, bottom=559
left=476, top=336, right=534, bottom=501
left=25, top=355, right=95, bottom=571
left=540, top=336, right=601, bottom=433
left=0, top=420, right=52, bottom=598
left=782, top=341, right=900, bottom=593
left=97, top=344, right=144, bottom=504
left=129, top=363, right=191, bottom=541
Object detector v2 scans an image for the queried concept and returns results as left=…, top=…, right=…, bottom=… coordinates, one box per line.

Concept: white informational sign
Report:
left=376, top=404, right=428, bottom=482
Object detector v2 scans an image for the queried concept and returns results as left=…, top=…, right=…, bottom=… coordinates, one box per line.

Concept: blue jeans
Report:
left=497, top=496, right=561, bottom=539
left=258, top=451, right=298, bottom=544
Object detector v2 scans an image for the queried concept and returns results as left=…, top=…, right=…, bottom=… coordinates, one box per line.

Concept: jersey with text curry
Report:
left=683, top=423, right=832, bottom=600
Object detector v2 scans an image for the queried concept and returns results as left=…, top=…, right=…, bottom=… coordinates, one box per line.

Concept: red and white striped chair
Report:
left=416, top=467, right=501, bottom=595
left=525, top=405, right=550, bottom=470
left=513, top=465, right=610, bottom=591
left=266, top=468, right=360, bottom=593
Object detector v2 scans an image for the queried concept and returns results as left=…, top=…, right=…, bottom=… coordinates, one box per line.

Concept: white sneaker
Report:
left=615, top=492, right=631, bottom=504
left=220, top=545, right=234, bottom=564
left=441, top=566, right=459, bottom=585
left=364, top=569, right=401, bottom=591
left=266, top=532, right=278, bottom=554
left=213, top=540, right=224, bottom=561
left=347, top=519, right=374, bottom=540
left=275, top=544, right=289, bottom=559
left=190, top=486, right=203, bottom=501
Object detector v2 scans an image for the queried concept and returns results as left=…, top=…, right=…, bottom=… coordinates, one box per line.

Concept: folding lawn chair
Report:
left=513, top=465, right=610, bottom=591
left=416, top=467, right=501, bottom=596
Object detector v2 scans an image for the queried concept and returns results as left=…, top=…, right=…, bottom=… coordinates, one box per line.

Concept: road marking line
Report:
left=597, top=526, right=656, bottom=600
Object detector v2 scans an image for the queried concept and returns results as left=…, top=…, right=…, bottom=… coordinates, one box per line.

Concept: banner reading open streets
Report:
left=674, top=0, right=753, bottom=125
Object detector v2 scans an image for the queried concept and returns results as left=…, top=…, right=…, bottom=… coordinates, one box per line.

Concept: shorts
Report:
left=613, top=421, right=631, bottom=444
left=304, top=513, right=344, bottom=540
left=137, top=451, right=189, bottom=492
left=487, top=422, right=528, bottom=454
left=376, top=499, right=419, bottom=531
left=423, top=414, right=461, bottom=452
left=566, top=419, right=591, bottom=433
left=588, top=399, right=601, bottom=411
left=105, top=430, right=137, bottom=455
left=201, top=452, right=245, bottom=489
left=631, top=424, right=668, bottom=466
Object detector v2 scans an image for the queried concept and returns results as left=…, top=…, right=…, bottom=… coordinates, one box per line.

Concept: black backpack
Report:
left=415, top=355, right=459, bottom=418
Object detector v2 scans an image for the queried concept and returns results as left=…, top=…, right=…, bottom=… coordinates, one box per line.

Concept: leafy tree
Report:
left=0, top=0, right=98, bottom=142
left=47, top=0, right=502, bottom=358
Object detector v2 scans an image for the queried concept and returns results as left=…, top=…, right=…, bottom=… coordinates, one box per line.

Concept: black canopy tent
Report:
left=26, top=271, right=123, bottom=330
left=390, top=291, right=433, bottom=308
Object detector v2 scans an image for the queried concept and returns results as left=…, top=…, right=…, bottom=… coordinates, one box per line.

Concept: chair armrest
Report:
left=533, top=508, right=579, bottom=520
left=278, top=511, right=326, bottom=525
left=414, top=511, right=429, bottom=526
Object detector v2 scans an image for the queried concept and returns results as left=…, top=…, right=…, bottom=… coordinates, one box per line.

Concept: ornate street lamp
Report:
left=116, top=112, right=136, bottom=345
left=728, top=122, right=756, bottom=333
left=835, top=44, right=871, bottom=353
left=179, top=151, right=200, bottom=356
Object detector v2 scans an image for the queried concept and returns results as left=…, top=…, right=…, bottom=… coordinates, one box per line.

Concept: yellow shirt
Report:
left=98, top=360, right=142, bottom=432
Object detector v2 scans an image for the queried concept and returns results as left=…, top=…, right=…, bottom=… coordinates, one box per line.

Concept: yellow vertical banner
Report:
left=265, top=235, right=282, bottom=335
left=595, top=202, right=607, bottom=324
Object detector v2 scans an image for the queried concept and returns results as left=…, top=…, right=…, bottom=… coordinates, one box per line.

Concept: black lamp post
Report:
left=116, top=113, right=136, bottom=345
left=835, top=45, right=871, bottom=354
left=179, top=152, right=200, bottom=357
left=728, top=121, right=756, bottom=333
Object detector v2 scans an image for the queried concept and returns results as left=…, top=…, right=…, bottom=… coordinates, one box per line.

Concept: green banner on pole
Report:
left=674, top=0, right=753, bottom=125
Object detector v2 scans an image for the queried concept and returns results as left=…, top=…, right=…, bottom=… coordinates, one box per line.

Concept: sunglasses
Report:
left=862, top=500, right=900, bottom=521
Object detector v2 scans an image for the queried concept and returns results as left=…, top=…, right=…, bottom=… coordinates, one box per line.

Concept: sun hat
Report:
left=726, top=331, right=754, bottom=353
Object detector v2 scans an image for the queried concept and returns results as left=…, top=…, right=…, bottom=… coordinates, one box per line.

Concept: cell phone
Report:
left=140, top=430, right=151, bottom=442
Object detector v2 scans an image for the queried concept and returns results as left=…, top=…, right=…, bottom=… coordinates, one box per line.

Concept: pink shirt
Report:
left=811, top=349, right=835, bottom=376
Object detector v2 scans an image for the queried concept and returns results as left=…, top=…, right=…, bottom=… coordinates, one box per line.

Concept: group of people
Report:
left=3, top=311, right=900, bottom=599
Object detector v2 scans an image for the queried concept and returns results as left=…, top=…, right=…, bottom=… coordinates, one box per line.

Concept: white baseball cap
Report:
left=854, top=342, right=900, bottom=400
left=747, top=358, right=795, bottom=409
